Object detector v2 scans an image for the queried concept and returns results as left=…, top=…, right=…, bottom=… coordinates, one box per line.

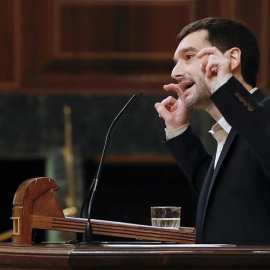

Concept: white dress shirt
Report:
left=209, top=118, right=231, bottom=168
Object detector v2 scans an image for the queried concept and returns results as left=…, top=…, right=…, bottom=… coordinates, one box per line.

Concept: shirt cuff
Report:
left=211, top=73, right=233, bottom=94
left=165, top=122, right=189, bottom=140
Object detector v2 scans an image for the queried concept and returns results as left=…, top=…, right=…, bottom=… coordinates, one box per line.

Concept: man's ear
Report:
left=225, top=47, right=241, bottom=72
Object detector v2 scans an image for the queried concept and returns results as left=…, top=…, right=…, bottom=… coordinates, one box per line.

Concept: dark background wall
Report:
left=0, top=94, right=213, bottom=241
left=0, top=0, right=269, bottom=242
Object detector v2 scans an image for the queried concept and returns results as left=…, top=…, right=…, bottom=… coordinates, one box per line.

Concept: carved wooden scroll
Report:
left=12, top=177, right=196, bottom=245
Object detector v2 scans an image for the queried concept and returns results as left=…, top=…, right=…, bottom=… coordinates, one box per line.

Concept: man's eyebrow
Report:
left=178, top=46, right=198, bottom=55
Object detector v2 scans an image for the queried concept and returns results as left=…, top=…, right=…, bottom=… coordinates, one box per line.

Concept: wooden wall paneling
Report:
left=0, top=0, right=21, bottom=91
left=234, top=0, right=269, bottom=93
left=256, top=0, right=269, bottom=93
left=55, top=1, right=195, bottom=58
left=19, top=0, right=196, bottom=95
left=197, top=0, right=236, bottom=18
left=20, top=0, right=55, bottom=90
left=2, top=0, right=270, bottom=95
left=260, top=0, right=270, bottom=93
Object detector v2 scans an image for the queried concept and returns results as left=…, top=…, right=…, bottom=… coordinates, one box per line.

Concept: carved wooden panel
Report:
left=17, top=0, right=196, bottom=95
left=56, top=1, right=192, bottom=58
left=0, top=0, right=270, bottom=95
left=197, top=0, right=237, bottom=18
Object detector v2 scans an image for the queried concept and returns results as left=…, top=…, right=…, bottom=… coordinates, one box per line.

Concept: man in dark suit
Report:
left=155, top=17, right=270, bottom=245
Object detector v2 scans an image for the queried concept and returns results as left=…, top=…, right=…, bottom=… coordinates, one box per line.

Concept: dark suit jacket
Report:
left=165, top=76, right=270, bottom=245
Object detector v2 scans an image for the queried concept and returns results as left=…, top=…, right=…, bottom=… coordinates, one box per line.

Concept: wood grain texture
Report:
left=0, top=0, right=269, bottom=95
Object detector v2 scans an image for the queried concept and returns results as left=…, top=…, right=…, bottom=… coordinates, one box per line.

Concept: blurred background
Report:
left=0, top=0, right=269, bottom=242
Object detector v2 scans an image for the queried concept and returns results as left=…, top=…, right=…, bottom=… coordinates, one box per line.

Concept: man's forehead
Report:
left=176, top=30, right=210, bottom=52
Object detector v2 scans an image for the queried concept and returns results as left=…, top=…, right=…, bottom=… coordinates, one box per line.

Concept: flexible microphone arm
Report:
left=81, top=93, right=142, bottom=244
left=79, top=112, right=128, bottom=220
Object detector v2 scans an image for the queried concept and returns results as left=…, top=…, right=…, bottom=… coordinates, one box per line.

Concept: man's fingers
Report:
left=155, top=96, right=177, bottom=116
left=154, top=102, right=162, bottom=118
left=163, top=83, right=183, bottom=96
left=160, top=96, right=177, bottom=108
left=155, top=96, right=178, bottom=118
left=196, top=47, right=222, bottom=59
left=154, top=102, right=173, bottom=120
left=199, top=51, right=220, bottom=78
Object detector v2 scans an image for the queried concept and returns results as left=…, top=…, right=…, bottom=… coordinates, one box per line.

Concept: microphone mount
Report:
left=80, top=93, right=142, bottom=244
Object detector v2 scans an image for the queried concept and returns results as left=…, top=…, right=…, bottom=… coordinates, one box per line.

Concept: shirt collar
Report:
left=249, top=87, right=258, bottom=94
left=209, top=117, right=231, bottom=138
left=217, top=117, right=231, bottom=134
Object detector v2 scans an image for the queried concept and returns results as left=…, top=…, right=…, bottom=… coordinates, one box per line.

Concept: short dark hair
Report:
left=177, top=17, right=260, bottom=87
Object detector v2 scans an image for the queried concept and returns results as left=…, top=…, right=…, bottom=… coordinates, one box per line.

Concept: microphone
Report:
left=80, top=92, right=142, bottom=244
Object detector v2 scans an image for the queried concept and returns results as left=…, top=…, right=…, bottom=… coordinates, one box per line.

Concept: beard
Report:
left=184, top=76, right=212, bottom=110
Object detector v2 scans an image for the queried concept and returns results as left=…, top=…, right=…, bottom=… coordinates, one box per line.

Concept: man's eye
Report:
left=186, top=54, right=195, bottom=60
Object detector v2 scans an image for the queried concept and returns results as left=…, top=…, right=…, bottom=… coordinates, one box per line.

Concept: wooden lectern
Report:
left=6, top=177, right=270, bottom=270
left=11, top=177, right=196, bottom=245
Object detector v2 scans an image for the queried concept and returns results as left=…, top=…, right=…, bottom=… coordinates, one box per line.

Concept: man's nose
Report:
left=171, top=62, right=185, bottom=80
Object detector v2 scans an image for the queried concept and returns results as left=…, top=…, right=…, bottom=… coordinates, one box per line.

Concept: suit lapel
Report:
left=201, top=129, right=237, bottom=227
left=204, top=89, right=264, bottom=204
left=204, top=89, right=264, bottom=207
left=211, top=130, right=237, bottom=185
left=195, top=157, right=215, bottom=243
left=198, top=89, right=265, bottom=240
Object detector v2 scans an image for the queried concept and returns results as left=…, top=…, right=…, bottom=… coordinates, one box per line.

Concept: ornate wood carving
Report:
left=11, top=177, right=196, bottom=245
